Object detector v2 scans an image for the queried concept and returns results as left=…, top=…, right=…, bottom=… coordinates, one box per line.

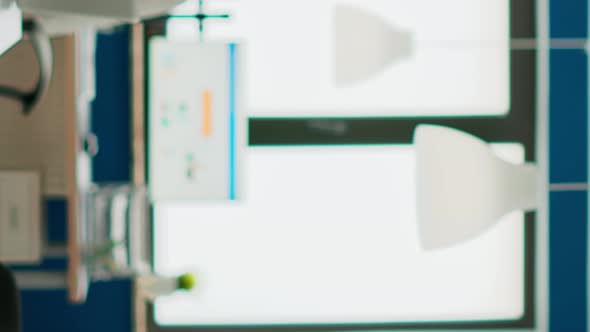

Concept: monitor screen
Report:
left=168, top=0, right=509, bottom=117
left=153, top=144, right=525, bottom=326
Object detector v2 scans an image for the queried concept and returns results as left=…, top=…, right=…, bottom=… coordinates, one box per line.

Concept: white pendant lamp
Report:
left=333, top=4, right=413, bottom=86
left=413, top=124, right=537, bottom=250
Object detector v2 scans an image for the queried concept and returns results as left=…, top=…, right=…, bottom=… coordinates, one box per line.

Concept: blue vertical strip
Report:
left=46, top=199, right=67, bottom=243
left=91, top=26, right=132, bottom=183
left=549, top=191, right=588, bottom=331
left=550, top=0, right=588, bottom=38
left=549, top=49, right=588, bottom=183
left=228, top=44, right=236, bottom=200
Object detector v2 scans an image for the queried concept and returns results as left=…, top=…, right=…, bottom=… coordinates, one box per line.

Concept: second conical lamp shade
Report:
left=413, top=125, right=537, bottom=250
left=333, top=4, right=413, bottom=85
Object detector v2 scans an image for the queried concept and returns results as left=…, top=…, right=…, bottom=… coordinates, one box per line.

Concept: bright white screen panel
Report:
left=154, top=144, right=525, bottom=325
left=168, top=0, right=509, bottom=117
left=0, top=1, right=22, bottom=56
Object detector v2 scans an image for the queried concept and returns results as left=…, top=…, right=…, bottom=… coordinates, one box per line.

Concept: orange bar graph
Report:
left=202, top=90, right=212, bottom=137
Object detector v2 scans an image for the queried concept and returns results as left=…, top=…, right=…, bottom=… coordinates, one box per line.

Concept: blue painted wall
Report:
left=549, top=49, right=588, bottom=184
left=550, top=0, right=587, bottom=38
left=91, top=27, right=132, bottom=184
left=549, top=0, right=589, bottom=330
left=21, top=280, right=131, bottom=332
left=19, top=27, right=133, bottom=332
left=549, top=192, right=587, bottom=331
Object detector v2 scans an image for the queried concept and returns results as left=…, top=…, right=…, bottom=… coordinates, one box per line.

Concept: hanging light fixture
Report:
left=413, top=124, right=537, bottom=250
left=332, top=4, right=413, bottom=86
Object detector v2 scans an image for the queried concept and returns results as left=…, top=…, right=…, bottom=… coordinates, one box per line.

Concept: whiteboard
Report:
left=148, top=40, right=245, bottom=202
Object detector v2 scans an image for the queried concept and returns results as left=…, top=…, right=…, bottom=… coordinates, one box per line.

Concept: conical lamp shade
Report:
left=414, top=125, right=537, bottom=250
left=333, top=4, right=413, bottom=85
